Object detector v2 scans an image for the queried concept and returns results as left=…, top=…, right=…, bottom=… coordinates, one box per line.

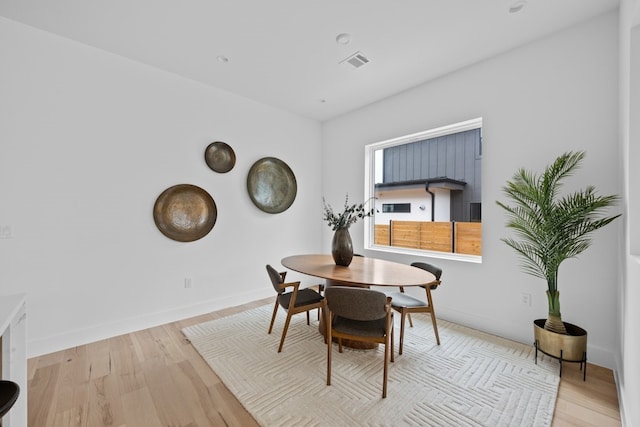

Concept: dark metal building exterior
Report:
left=377, top=128, right=482, bottom=222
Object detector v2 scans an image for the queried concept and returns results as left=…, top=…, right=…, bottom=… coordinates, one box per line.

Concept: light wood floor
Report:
left=27, top=297, right=621, bottom=427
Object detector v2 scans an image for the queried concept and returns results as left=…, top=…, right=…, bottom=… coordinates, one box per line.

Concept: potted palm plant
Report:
left=496, top=151, right=620, bottom=368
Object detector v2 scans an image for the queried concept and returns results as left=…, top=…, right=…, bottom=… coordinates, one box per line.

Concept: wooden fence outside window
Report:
left=374, top=220, right=482, bottom=256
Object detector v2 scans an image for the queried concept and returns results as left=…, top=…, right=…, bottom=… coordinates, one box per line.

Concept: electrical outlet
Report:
left=184, top=278, right=192, bottom=289
left=0, top=225, right=12, bottom=239
left=521, top=293, right=531, bottom=306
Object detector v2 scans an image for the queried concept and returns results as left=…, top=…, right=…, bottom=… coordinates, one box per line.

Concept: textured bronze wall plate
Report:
left=153, top=184, right=217, bottom=242
left=247, top=157, right=297, bottom=214
left=204, top=141, right=236, bottom=173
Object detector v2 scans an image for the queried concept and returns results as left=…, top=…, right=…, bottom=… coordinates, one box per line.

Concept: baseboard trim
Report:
left=436, top=306, right=615, bottom=369
left=28, top=288, right=273, bottom=358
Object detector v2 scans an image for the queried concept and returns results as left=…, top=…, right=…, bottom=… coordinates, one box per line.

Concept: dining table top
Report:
left=281, top=254, right=435, bottom=287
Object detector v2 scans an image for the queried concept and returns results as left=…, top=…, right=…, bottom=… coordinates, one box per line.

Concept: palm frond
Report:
left=495, top=151, right=620, bottom=295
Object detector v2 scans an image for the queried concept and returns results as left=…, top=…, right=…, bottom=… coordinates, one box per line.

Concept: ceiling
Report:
left=0, top=0, right=619, bottom=122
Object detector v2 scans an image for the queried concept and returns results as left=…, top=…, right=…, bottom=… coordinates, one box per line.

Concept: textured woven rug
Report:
left=182, top=304, right=559, bottom=427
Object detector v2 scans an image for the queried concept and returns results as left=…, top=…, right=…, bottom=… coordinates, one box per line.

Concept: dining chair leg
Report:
left=268, top=299, right=279, bottom=334
left=320, top=306, right=327, bottom=343
left=327, top=321, right=332, bottom=386
left=430, top=311, right=441, bottom=345
left=399, top=310, right=407, bottom=355
left=278, top=311, right=294, bottom=352
left=390, top=322, right=395, bottom=363
left=382, top=336, right=389, bottom=398
left=400, top=287, right=414, bottom=328
left=317, top=283, right=324, bottom=321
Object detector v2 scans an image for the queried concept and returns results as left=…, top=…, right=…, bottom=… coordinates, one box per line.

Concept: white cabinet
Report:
left=1, top=294, right=27, bottom=427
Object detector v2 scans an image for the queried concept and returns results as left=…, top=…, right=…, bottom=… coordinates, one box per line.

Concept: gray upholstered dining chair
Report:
left=386, top=262, right=442, bottom=354
left=324, top=286, right=394, bottom=398
left=266, top=264, right=325, bottom=353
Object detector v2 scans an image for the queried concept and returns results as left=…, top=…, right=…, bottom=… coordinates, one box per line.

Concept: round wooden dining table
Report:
left=281, top=254, right=436, bottom=287
left=281, top=254, right=436, bottom=349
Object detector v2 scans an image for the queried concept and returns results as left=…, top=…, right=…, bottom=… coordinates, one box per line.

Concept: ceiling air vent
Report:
left=340, top=51, right=370, bottom=70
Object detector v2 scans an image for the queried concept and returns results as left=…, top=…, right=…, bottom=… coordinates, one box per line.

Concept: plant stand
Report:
left=533, top=319, right=588, bottom=381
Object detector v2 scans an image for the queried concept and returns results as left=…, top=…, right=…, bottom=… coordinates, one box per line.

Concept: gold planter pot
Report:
left=533, top=319, right=588, bottom=380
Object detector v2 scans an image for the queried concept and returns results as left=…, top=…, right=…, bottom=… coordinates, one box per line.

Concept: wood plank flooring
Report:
left=27, top=298, right=621, bottom=426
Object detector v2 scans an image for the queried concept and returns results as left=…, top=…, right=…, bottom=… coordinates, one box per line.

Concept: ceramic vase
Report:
left=331, top=227, right=353, bottom=266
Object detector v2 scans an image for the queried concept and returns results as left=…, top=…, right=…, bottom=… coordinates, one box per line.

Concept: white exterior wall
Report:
left=374, top=188, right=451, bottom=224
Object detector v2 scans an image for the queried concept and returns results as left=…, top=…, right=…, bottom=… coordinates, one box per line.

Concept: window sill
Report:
left=366, top=244, right=482, bottom=264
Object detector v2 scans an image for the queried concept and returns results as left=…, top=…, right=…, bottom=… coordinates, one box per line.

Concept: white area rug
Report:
left=182, top=304, right=559, bottom=427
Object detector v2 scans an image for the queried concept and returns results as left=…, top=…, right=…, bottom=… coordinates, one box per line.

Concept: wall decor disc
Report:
left=204, top=141, right=236, bottom=173
left=247, top=157, right=297, bottom=214
left=153, top=184, right=217, bottom=242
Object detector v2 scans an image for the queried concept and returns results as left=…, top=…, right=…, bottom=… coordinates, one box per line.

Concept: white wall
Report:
left=618, top=1, right=640, bottom=425
left=0, top=17, right=323, bottom=356
left=322, top=12, right=621, bottom=368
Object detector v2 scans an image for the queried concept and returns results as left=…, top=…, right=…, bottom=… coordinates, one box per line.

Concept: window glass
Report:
left=364, top=118, right=482, bottom=262
left=382, top=203, right=411, bottom=213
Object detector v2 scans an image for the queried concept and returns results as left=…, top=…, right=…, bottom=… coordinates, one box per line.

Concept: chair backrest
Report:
left=266, top=264, right=284, bottom=294
left=325, top=286, right=388, bottom=321
left=410, top=262, right=442, bottom=288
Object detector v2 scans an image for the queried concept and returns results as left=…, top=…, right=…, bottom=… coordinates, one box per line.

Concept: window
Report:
left=364, top=118, right=482, bottom=262
left=382, top=203, right=411, bottom=213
